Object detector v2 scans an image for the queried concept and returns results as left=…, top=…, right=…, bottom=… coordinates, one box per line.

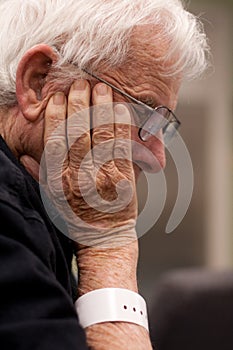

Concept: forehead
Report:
left=120, top=26, right=182, bottom=106
left=128, top=24, right=180, bottom=79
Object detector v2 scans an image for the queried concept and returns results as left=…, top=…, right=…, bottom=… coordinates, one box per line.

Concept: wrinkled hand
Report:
left=40, top=80, right=137, bottom=247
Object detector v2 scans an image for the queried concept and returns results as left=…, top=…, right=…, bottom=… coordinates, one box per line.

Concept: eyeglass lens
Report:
left=139, top=107, right=169, bottom=142
left=138, top=106, right=179, bottom=145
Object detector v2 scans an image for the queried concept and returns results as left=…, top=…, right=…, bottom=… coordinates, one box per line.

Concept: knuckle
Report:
left=92, top=129, right=114, bottom=144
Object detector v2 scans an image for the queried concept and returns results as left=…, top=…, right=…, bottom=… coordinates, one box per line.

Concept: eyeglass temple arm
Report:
left=82, top=68, right=154, bottom=110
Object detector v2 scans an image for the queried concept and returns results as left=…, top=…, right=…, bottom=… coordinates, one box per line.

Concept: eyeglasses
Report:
left=83, top=69, right=181, bottom=145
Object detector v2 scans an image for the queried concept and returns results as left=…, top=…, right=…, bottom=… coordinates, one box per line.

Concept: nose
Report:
left=131, top=126, right=166, bottom=173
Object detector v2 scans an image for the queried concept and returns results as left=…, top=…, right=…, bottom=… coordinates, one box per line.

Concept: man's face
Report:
left=101, top=60, right=181, bottom=179
left=97, top=26, right=182, bottom=179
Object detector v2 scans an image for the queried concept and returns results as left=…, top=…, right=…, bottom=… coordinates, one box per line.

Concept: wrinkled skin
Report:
left=41, top=81, right=137, bottom=246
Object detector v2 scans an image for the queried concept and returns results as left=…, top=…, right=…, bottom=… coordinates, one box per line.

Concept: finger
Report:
left=44, top=92, right=67, bottom=175
left=114, top=103, right=131, bottom=141
left=92, top=83, right=115, bottom=166
left=114, top=104, right=134, bottom=178
left=67, top=80, right=92, bottom=170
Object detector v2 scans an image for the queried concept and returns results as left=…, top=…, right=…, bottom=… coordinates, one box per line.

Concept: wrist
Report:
left=76, top=241, right=139, bottom=295
left=75, top=241, right=153, bottom=350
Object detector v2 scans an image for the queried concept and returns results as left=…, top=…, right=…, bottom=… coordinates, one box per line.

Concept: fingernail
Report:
left=74, top=79, right=86, bottom=90
left=53, top=92, right=65, bottom=105
left=96, top=83, right=108, bottom=96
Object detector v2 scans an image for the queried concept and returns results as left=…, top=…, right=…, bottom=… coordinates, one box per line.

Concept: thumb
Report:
left=20, top=155, right=40, bottom=182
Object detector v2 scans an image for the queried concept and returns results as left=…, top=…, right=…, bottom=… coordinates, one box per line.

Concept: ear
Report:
left=16, top=44, right=58, bottom=121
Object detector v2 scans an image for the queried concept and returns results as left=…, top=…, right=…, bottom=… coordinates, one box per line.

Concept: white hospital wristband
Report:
left=75, top=288, right=149, bottom=331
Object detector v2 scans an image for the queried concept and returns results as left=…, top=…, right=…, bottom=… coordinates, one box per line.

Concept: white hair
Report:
left=0, top=0, right=209, bottom=107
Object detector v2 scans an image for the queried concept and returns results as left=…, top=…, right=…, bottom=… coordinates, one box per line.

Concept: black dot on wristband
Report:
left=124, top=305, right=127, bottom=310
left=133, top=307, right=136, bottom=312
left=140, top=311, right=143, bottom=315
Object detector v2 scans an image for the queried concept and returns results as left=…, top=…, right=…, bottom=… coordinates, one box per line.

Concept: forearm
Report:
left=76, top=241, right=153, bottom=350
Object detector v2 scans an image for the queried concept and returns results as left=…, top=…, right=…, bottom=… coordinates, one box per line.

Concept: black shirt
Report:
left=0, top=136, right=88, bottom=350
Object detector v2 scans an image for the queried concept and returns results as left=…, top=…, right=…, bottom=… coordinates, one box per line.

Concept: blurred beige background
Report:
left=137, top=0, right=233, bottom=307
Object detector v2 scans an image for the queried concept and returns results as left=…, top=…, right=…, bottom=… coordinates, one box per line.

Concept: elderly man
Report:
left=0, top=0, right=209, bottom=349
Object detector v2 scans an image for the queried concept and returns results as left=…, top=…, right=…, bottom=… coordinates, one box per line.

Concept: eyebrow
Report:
left=138, top=96, right=155, bottom=108
left=135, top=94, right=161, bottom=110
